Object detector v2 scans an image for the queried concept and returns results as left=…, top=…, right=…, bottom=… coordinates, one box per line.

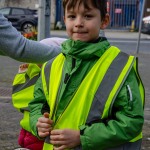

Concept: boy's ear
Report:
left=100, top=14, right=110, bottom=29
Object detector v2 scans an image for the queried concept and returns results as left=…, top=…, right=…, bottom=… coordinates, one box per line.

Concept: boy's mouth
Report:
left=73, top=31, right=88, bottom=34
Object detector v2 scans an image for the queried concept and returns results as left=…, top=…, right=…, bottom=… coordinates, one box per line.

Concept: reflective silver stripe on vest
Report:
left=44, top=58, right=55, bottom=95
left=86, top=52, right=131, bottom=124
left=12, top=74, right=40, bottom=94
left=43, top=58, right=55, bottom=144
left=74, top=52, right=140, bottom=150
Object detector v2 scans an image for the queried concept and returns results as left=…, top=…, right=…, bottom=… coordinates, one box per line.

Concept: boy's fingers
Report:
left=38, top=131, right=50, bottom=138
left=44, top=112, right=50, bottom=118
left=43, top=112, right=53, bottom=125
left=51, top=129, right=62, bottom=135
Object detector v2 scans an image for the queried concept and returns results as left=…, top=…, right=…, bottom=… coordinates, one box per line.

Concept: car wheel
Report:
left=22, top=22, right=35, bottom=33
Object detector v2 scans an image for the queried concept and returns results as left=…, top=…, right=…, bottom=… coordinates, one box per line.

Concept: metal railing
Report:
left=107, top=0, right=141, bottom=30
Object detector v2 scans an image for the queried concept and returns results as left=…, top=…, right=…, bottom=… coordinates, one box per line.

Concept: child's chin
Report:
left=73, top=38, right=89, bottom=42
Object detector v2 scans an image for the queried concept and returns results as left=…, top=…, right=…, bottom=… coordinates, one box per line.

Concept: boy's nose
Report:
left=75, top=17, right=84, bottom=27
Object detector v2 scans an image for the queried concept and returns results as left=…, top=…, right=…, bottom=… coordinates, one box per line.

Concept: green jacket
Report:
left=29, top=38, right=144, bottom=149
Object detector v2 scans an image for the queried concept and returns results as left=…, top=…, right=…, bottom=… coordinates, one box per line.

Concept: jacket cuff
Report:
left=79, top=125, right=89, bottom=150
left=79, top=125, right=86, bottom=135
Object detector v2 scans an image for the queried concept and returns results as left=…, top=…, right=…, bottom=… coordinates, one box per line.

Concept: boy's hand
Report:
left=36, top=112, right=53, bottom=138
left=50, top=129, right=80, bottom=150
left=18, top=63, right=29, bottom=73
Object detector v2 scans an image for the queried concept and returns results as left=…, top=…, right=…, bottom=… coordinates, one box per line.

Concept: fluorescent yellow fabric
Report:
left=12, top=64, right=41, bottom=133
left=42, top=47, right=143, bottom=149
left=42, top=47, right=122, bottom=149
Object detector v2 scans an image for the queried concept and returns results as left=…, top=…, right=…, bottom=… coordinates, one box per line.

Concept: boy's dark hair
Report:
left=63, top=0, right=107, bottom=21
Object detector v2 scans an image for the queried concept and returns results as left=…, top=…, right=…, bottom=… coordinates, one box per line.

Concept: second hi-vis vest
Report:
left=41, top=46, right=144, bottom=150
left=12, top=64, right=41, bottom=133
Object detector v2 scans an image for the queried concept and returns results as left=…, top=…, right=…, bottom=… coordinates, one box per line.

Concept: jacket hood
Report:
left=61, top=37, right=110, bottom=59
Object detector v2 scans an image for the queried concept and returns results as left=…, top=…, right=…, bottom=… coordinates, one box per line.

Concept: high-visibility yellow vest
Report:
left=41, top=46, right=144, bottom=150
left=12, top=64, right=41, bottom=134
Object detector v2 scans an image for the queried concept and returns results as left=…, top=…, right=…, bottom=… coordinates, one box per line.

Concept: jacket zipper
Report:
left=126, top=84, right=133, bottom=110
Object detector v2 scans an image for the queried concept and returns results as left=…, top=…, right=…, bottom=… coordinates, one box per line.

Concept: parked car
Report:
left=0, top=7, right=38, bottom=32
left=141, top=16, right=150, bottom=35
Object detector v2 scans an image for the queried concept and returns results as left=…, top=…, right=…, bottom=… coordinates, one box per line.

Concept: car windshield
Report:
left=0, top=8, right=10, bottom=15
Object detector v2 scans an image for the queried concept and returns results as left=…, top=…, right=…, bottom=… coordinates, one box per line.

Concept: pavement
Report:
left=0, top=30, right=150, bottom=150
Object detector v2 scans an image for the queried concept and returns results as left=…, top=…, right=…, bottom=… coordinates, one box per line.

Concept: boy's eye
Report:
left=67, top=15, right=76, bottom=19
left=84, top=14, right=93, bottom=19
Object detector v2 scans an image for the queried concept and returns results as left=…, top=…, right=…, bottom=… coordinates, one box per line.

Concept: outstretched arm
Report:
left=0, top=13, right=61, bottom=63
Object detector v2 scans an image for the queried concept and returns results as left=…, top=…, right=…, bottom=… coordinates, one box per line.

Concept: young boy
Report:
left=29, top=0, right=145, bottom=149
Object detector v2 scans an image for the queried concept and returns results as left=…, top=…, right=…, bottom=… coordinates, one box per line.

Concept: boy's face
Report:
left=64, top=0, right=109, bottom=42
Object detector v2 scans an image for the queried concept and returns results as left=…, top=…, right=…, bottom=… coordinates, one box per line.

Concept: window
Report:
left=0, top=8, right=10, bottom=15
left=11, top=9, right=25, bottom=15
